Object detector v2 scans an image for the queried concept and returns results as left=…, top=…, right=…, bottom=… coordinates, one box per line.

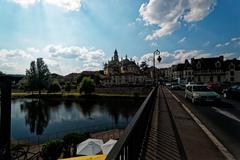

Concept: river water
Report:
left=10, top=97, right=143, bottom=143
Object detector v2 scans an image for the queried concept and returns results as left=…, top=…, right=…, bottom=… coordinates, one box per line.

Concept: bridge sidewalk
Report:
left=143, top=86, right=226, bottom=160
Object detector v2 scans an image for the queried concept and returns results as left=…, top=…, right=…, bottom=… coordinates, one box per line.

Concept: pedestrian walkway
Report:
left=142, top=86, right=225, bottom=160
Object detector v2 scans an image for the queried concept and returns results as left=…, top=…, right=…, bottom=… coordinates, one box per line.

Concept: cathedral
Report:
left=102, top=50, right=146, bottom=86
left=104, top=49, right=140, bottom=76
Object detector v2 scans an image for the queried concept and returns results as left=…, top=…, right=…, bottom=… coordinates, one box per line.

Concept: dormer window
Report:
left=229, top=63, right=235, bottom=70
left=215, top=61, right=221, bottom=68
left=196, top=61, right=201, bottom=69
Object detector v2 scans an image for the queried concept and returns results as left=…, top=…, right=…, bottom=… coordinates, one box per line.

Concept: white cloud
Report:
left=83, top=63, right=101, bottom=71
left=216, top=36, right=240, bottom=48
left=11, top=0, right=37, bottom=7
left=139, top=49, right=212, bottom=68
left=216, top=41, right=232, bottom=48
left=139, top=0, right=216, bottom=40
left=231, top=37, right=240, bottom=41
left=0, top=45, right=106, bottom=75
left=215, top=43, right=222, bottom=48
left=44, top=0, right=82, bottom=11
left=177, top=37, right=187, bottom=43
left=11, top=0, right=83, bottom=11
left=150, top=42, right=158, bottom=47
left=46, top=45, right=105, bottom=62
left=0, top=49, right=33, bottom=59
left=184, top=0, right=216, bottom=22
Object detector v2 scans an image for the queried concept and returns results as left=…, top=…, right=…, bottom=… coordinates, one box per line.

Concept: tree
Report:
left=26, top=61, right=37, bottom=93
left=42, top=140, right=63, bottom=160
left=64, top=81, right=71, bottom=92
left=79, top=77, right=95, bottom=95
left=62, top=133, right=89, bottom=157
left=48, top=80, right=61, bottom=93
left=25, top=58, right=51, bottom=95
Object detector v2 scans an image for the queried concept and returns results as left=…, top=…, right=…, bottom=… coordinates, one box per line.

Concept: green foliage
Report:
left=64, top=81, right=71, bottom=92
left=25, top=58, right=51, bottom=95
left=77, top=73, right=101, bottom=85
left=62, top=132, right=89, bottom=157
left=0, top=71, right=3, bottom=75
left=41, top=139, right=63, bottom=160
left=79, top=77, right=95, bottom=95
left=48, top=80, right=61, bottom=93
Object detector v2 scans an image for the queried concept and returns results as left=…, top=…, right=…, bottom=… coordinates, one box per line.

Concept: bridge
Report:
left=0, top=75, right=236, bottom=159
left=106, top=86, right=234, bottom=160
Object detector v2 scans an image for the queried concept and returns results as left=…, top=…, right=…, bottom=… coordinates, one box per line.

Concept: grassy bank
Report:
left=11, top=92, right=147, bottom=98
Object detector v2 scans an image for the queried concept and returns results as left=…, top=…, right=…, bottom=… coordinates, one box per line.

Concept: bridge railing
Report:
left=106, top=87, right=157, bottom=160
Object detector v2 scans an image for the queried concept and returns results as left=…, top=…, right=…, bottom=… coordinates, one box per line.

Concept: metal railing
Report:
left=106, top=87, right=156, bottom=160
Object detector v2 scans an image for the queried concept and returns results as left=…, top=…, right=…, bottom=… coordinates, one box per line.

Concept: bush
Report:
left=41, top=139, right=63, bottom=160
left=64, top=81, right=71, bottom=92
left=48, top=80, right=61, bottom=93
left=63, top=133, right=89, bottom=157
left=79, top=77, right=95, bottom=95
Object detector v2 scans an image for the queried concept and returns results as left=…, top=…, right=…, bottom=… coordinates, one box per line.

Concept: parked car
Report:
left=223, top=85, right=240, bottom=99
left=185, top=84, right=221, bottom=104
left=170, top=84, right=184, bottom=90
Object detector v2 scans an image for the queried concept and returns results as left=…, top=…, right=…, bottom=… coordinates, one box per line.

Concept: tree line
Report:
left=23, top=58, right=96, bottom=95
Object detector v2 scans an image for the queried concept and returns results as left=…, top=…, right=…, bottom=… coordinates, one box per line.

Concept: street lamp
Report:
left=153, top=49, right=161, bottom=86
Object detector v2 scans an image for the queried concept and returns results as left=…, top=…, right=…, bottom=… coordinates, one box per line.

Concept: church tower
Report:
left=113, top=49, right=119, bottom=62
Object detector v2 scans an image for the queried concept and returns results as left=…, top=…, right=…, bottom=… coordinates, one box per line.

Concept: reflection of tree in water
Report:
left=76, top=98, right=96, bottom=119
left=63, top=99, right=73, bottom=111
left=20, top=100, right=50, bottom=135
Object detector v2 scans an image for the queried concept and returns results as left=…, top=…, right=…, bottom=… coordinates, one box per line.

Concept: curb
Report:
left=167, top=89, right=236, bottom=160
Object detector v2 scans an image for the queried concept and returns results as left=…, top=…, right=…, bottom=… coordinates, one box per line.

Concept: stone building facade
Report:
left=102, top=50, right=146, bottom=86
left=162, top=56, right=240, bottom=84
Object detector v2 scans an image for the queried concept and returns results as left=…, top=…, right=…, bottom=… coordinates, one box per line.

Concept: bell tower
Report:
left=113, top=49, right=119, bottom=62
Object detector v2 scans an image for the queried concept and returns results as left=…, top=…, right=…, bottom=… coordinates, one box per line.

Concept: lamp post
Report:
left=153, top=49, right=161, bottom=86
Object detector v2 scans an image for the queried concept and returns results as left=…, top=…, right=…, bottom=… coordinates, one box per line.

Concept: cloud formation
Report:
left=139, top=49, right=214, bottom=68
left=12, top=0, right=37, bottom=7
left=44, top=0, right=82, bottom=11
left=46, top=45, right=105, bottom=62
left=177, top=37, right=187, bottom=44
left=11, top=0, right=83, bottom=11
left=139, top=0, right=216, bottom=40
left=0, top=45, right=106, bottom=75
left=216, top=36, right=240, bottom=48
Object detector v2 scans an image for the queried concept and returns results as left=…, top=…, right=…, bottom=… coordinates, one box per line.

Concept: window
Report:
left=198, top=76, right=201, bottom=82
left=229, top=63, right=234, bottom=70
left=217, top=76, right=221, bottom=82
left=196, top=61, right=201, bottom=69
left=230, top=77, right=234, bottom=81
left=230, top=71, right=234, bottom=76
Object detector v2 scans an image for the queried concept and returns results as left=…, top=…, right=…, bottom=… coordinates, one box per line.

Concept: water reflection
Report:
left=13, top=97, right=142, bottom=140
left=20, top=100, right=50, bottom=135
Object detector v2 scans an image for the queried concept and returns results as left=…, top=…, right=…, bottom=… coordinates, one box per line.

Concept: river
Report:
left=10, top=97, right=143, bottom=143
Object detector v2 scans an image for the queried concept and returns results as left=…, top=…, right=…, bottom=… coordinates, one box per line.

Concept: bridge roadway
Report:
left=142, top=86, right=227, bottom=160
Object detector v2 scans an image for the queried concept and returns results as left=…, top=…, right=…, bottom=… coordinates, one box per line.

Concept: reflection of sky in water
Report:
left=11, top=98, right=141, bottom=142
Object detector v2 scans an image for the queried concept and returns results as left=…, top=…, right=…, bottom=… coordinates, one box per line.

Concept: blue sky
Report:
left=0, top=0, right=239, bottom=75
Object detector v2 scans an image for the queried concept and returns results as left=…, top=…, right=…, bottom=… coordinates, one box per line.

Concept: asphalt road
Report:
left=171, top=90, right=240, bottom=160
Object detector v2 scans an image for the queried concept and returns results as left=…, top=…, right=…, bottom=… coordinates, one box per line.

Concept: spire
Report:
left=125, top=54, right=128, bottom=60
left=113, top=49, right=119, bottom=62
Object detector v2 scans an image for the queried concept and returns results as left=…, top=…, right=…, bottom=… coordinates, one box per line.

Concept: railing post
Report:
left=0, top=79, right=12, bottom=160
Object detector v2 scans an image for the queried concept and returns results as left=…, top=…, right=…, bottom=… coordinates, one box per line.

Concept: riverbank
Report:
left=11, top=87, right=151, bottom=98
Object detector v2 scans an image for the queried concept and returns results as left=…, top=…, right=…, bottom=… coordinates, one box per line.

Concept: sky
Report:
left=0, top=0, right=240, bottom=75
